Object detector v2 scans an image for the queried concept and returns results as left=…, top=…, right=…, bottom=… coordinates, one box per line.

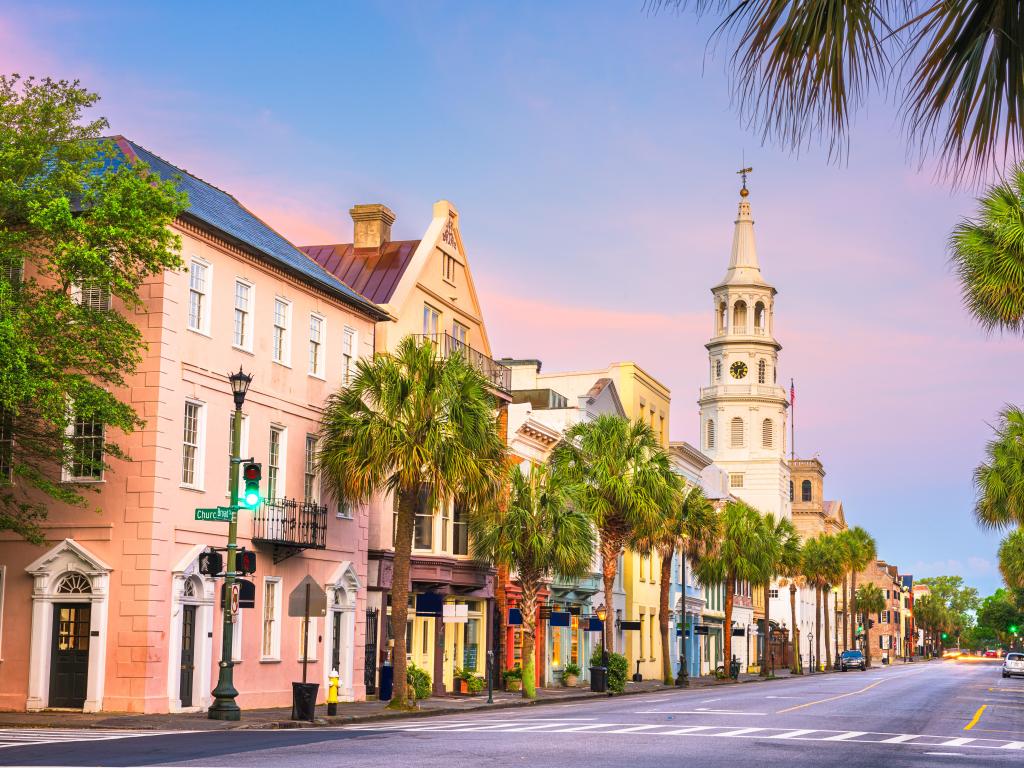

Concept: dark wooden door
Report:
left=179, top=604, right=197, bottom=707
left=49, top=604, right=91, bottom=708
left=331, top=611, right=342, bottom=673
left=364, top=608, right=378, bottom=695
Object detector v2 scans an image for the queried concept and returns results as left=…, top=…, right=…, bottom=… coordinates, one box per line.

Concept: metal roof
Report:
left=105, top=137, right=389, bottom=320
left=300, top=240, right=420, bottom=305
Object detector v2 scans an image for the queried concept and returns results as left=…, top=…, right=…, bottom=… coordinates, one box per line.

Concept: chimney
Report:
left=349, top=204, right=395, bottom=249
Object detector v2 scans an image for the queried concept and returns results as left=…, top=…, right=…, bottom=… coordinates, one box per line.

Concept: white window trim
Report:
left=261, top=577, right=283, bottom=662
left=180, top=399, right=207, bottom=491
left=304, top=433, right=319, bottom=504
left=272, top=297, right=292, bottom=367
left=308, top=312, right=327, bottom=379
left=342, top=326, right=358, bottom=387
left=232, top=278, right=255, bottom=353
left=187, top=259, right=213, bottom=336
left=268, top=425, right=287, bottom=500
left=62, top=412, right=105, bottom=483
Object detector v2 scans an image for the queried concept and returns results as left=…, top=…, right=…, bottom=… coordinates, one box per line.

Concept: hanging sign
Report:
left=508, top=608, right=523, bottom=626
left=549, top=611, right=571, bottom=627
left=443, top=604, right=468, bottom=624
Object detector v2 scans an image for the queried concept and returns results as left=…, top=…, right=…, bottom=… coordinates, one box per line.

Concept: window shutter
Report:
left=80, top=281, right=111, bottom=311
left=706, top=419, right=715, bottom=449
left=730, top=417, right=744, bottom=447
left=762, top=418, right=773, bottom=448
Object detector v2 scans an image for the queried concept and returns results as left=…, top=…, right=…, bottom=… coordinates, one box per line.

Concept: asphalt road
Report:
left=2, top=660, right=1022, bottom=767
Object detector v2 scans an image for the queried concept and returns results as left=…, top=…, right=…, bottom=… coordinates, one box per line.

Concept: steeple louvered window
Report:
left=706, top=419, right=715, bottom=450
left=758, top=359, right=766, bottom=384
left=762, top=418, right=773, bottom=448
left=730, top=417, right=744, bottom=447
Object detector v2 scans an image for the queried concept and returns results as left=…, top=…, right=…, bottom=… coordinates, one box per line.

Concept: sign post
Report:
left=288, top=576, right=327, bottom=722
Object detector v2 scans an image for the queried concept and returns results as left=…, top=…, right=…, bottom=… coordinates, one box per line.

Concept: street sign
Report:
left=288, top=575, right=328, bottom=618
left=443, top=604, right=468, bottom=624
left=195, top=506, right=235, bottom=522
left=221, top=579, right=255, bottom=609
left=229, top=582, right=240, bottom=620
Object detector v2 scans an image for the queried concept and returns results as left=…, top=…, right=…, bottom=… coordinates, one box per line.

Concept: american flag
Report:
left=790, top=379, right=795, bottom=407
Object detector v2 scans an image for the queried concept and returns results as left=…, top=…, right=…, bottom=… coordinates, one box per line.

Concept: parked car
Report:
left=839, top=650, right=866, bottom=671
left=985, top=649, right=1000, bottom=659
left=1002, top=652, right=1024, bottom=678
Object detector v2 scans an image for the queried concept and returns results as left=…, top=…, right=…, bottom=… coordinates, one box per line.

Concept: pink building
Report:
left=0, top=137, right=389, bottom=713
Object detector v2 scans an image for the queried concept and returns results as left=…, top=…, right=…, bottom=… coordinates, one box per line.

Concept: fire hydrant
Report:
left=327, top=669, right=339, bottom=716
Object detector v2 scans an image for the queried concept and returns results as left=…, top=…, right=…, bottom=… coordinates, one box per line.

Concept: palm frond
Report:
left=973, top=406, right=1024, bottom=529
left=997, top=527, right=1024, bottom=589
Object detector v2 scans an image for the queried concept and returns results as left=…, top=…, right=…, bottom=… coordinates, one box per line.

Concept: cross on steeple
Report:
left=737, top=166, right=753, bottom=197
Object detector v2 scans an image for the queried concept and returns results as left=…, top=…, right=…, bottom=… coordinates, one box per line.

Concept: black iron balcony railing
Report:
left=416, top=332, right=511, bottom=393
left=252, top=497, right=327, bottom=557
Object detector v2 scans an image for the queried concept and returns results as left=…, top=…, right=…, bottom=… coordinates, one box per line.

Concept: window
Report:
left=308, top=314, right=325, bottom=377
left=452, top=500, right=469, bottom=556
left=233, top=280, right=252, bottom=349
left=729, top=473, right=744, bottom=489
left=758, top=359, right=766, bottom=384
left=3, top=258, right=23, bottom=287
left=442, top=252, right=457, bottom=283
left=715, top=360, right=722, bottom=380
left=187, top=261, right=209, bottom=332
left=414, top=487, right=433, bottom=550
left=769, top=588, right=779, bottom=599
left=801, top=480, right=812, bottom=502
left=441, top=501, right=450, bottom=551
left=452, top=321, right=468, bottom=347
left=78, top=281, right=111, bottom=312
left=639, top=613, right=646, bottom=658
left=0, top=409, right=12, bottom=483
left=68, top=414, right=104, bottom=481
left=789, top=481, right=794, bottom=502
left=342, top=327, right=357, bottom=385
left=422, top=304, right=440, bottom=337
left=268, top=426, right=285, bottom=499
left=304, top=435, right=318, bottom=502
left=649, top=609, right=656, bottom=660
left=762, top=418, right=774, bottom=448
left=732, top=300, right=747, bottom=333
left=706, top=419, right=715, bottom=450
left=730, top=417, right=744, bottom=447
left=273, top=298, right=291, bottom=364
left=261, top=578, right=282, bottom=660
left=181, top=401, right=203, bottom=488
left=717, top=302, right=727, bottom=334
left=754, top=301, right=766, bottom=334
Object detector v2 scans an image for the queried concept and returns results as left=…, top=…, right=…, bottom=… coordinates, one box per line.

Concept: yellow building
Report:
left=505, top=361, right=671, bottom=679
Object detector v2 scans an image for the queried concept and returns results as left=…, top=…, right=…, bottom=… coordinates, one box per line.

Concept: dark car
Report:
left=840, top=650, right=866, bottom=671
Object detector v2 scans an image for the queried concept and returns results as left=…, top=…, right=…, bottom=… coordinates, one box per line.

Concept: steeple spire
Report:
left=718, top=169, right=767, bottom=288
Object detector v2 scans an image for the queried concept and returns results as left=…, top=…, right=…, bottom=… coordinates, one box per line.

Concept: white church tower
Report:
left=698, top=175, right=791, bottom=521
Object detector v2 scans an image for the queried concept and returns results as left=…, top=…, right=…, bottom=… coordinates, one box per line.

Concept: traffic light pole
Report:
left=209, top=405, right=243, bottom=720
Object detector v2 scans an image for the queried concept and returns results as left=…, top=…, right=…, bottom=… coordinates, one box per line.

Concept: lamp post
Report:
left=808, top=631, right=815, bottom=674
left=596, top=606, right=609, bottom=668
left=209, top=366, right=252, bottom=721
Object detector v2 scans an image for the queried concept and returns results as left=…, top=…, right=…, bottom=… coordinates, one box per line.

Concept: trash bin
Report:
left=729, top=658, right=740, bottom=679
left=291, top=682, right=319, bottom=722
left=379, top=661, right=394, bottom=701
left=882, top=656, right=889, bottom=665
left=589, top=666, right=607, bottom=693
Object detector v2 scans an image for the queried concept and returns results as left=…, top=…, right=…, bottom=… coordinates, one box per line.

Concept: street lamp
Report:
left=209, top=366, right=252, bottom=721
left=808, top=631, right=815, bottom=675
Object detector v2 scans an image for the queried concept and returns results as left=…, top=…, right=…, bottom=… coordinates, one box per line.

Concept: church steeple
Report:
left=718, top=173, right=767, bottom=288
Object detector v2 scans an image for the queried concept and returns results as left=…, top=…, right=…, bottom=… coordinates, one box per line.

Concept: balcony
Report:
left=252, top=497, right=328, bottom=562
left=416, top=332, right=511, bottom=393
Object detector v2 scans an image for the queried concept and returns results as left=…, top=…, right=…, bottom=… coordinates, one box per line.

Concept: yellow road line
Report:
left=964, top=704, right=987, bottom=731
left=775, top=670, right=925, bottom=714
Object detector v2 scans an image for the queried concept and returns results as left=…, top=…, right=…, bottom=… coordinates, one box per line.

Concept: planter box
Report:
left=505, top=679, right=522, bottom=692
left=454, top=679, right=479, bottom=696
left=562, top=674, right=578, bottom=687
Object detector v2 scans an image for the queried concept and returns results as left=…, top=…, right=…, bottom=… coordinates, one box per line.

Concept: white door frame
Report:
left=167, top=544, right=216, bottom=713
left=324, top=561, right=359, bottom=701
left=25, top=538, right=112, bottom=712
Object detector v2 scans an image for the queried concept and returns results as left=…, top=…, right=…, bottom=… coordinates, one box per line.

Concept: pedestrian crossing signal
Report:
left=236, top=549, right=256, bottom=575
left=242, top=462, right=262, bottom=508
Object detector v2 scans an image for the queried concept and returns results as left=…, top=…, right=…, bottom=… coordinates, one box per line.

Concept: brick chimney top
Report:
left=349, top=204, right=395, bottom=249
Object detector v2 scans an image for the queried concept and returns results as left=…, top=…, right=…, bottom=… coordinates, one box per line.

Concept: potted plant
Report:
left=503, top=666, right=523, bottom=692
left=453, top=667, right=484, bottom=696
left=561, top=662, right=581, bottom=687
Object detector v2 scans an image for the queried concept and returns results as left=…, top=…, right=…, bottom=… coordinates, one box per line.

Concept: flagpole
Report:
left=790, top=378, right=795, bottom=462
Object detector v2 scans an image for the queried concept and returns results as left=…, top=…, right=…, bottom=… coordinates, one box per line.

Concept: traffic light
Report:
left=941, top=632, right=949, bottom=640
left=857, top=624, right=864, bottom=636
left=242, top=462, right=262, bottom=508
left=198, top=548, right=223, bottom=576
left=869, top=619, right=875, bottom=629
left=236, top=549, right=257, bottom=576
left=1010, top=624, right=1019, bottom=634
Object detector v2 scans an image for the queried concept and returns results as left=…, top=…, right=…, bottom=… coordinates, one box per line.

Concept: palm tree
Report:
left=693, top=500, right=772, bottom=673
left=800, top=537, right=826, bottom=671
left=843, top=527, right=877, bottom=651
left=999, top=528, right=1024, bottom=591
left=317, top=336, right=507, bottom=708
left=775, top=529, right=804, bottom=675
left=857, top=583, right=886, bottom=668
left=652, top=1, right=1024, bottom=180
left=472, top=462, right=594, bottom=698
left=835, top=529, right=857, bottom=654
left=551, top=414, right=674, bottom=654
left=634, top=484, right=720, bottom=684
left=951, top=169, right=1024, bottom=332
left=818, top=535, right=846, bottom=671
left=975, top=407, right=1024, bottom=530
left=759, top=515, right=798, bottom=677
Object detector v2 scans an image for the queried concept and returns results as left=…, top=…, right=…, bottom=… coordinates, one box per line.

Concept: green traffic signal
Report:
left=242, top=462, right=262, bottom=509
left=941, top=632, right=949, bottom=640
left=1010, top=625, right=1019, bottom=634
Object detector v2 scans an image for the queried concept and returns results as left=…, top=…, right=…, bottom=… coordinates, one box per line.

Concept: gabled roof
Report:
left=300, top=240, right=419, bottom=305
left=105, top=137, right=389, bottom=320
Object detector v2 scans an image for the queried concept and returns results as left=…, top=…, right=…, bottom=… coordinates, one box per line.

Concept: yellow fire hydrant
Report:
left=327, top=669, right=339, bottom=716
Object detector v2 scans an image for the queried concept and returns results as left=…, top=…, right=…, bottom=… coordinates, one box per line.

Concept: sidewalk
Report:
left=0, top=671, right=806, bottom=732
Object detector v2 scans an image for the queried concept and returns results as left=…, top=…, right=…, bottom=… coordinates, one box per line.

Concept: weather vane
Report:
left=737, top=165, right=753, bottom=197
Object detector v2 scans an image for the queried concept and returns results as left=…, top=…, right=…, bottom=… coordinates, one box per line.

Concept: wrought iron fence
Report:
left=415, top=332, right=511, bottom=392
left=252, top=497, right=327, bottom=550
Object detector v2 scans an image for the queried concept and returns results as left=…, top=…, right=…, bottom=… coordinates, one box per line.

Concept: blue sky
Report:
left=3, top=0, right=1016, bottom=596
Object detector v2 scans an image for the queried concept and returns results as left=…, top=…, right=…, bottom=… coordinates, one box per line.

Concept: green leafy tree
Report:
left=917, top=575, right=980, bottom=626
left=693, top=500, right=772, bottom=671
left=758, top=514, right=798, bottom=677
left=0, top=75, right=186, bottom=542
left=842, top=526, right=877, bottom=651
left=998, top=530, right=1024, bottom=593
left=318, top=336, right=507, bottom=709
left=977, top=588, right=1024, bottom=647
left=471, top=462, right=594, bottom=698
left=653, top=0, right=1024, bottom=179
left=634, top=484, right=720, bottom=683
left=856, top=583, right=886, bottom=668
left=551, top=414, right=674, bottom=654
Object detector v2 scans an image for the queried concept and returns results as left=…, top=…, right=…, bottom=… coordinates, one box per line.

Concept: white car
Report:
left=1002, top=652, right=1024, bottom=678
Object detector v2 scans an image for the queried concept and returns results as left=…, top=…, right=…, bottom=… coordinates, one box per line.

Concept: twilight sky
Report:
left=3, top=1, right=1017, bottom=596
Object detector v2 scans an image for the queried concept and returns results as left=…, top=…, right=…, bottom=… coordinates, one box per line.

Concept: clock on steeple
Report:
left=730, top=361, right=748, bottom=379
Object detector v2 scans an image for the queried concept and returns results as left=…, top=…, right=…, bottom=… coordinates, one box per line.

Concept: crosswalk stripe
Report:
left=881, top=734, right=918, bottom=743
left=604, top=725, right=662, bottom=734
left=770, top=729, right=817, bottom=739
left=999, top=741, right=1024, bottom=750
left=941, top=738, right=974, bottom=747
left=823, top=731, right=866, bottom=741
left=717, top=728, right=765, bottom=738
left=557, top=724, right=614, bottom=732
left=658, top=726, right=716, bottom=735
